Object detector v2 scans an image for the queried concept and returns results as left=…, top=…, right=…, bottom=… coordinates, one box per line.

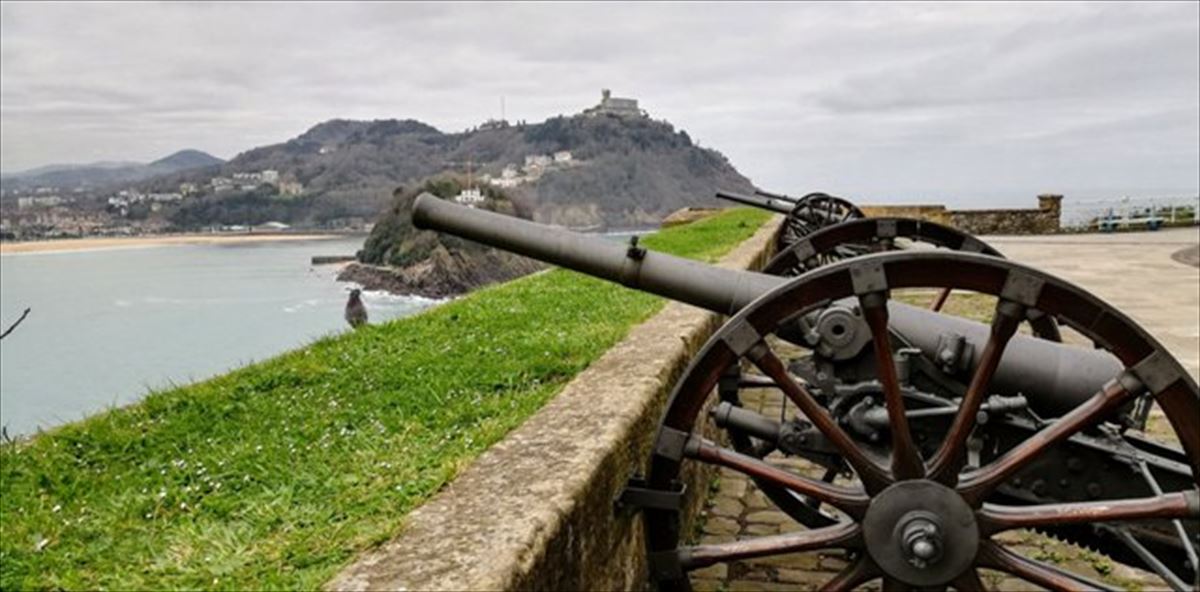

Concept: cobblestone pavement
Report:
left=694, top=388, right=1170, bottom=591
left=692, top=226, right=1200, bottom=592
left=691, top=387, right=871, bottom=592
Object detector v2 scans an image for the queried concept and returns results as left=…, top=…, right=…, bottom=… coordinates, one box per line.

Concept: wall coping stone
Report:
left=327, top=215, right=782, bottom=592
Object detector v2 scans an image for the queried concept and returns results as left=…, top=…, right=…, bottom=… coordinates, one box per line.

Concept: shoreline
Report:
left=0, top=232, right=350, bottom=255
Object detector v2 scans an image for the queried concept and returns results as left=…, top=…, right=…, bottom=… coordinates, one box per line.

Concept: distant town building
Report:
left=278, top=179, right=303, bottom=197
left=487, top=152, right=578, bottom=189
left=211, top=177, right=234, bottom=192
left=17, top=195, right=64, bottom=209
left=221, top=170, right=282, bottom=192
left=179, top=182, right=198, bottom=196
left=524, top=154, right=552, bottom=169
left=583, top=89, right=646, bottom=118
left=454, top=187, right=486, bottom=206
left=490, top=166, right=522, bottom=188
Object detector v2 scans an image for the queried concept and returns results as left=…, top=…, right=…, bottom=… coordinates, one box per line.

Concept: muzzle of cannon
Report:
left=715, top=190, right=798, bottom=215
left=411, top=193, right=1199, bottom=591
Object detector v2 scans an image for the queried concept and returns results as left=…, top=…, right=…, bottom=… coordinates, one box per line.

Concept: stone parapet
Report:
left=862, top=195, right=1063, bottom=235
left=326, top=216, right=782, bottom=592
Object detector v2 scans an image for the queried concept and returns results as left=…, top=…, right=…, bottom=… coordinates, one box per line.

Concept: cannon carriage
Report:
left=411, top=191, right=1199, bottom=591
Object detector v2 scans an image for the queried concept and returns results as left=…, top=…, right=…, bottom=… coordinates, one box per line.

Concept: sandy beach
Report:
left=0, top=232, right=343, bottom=255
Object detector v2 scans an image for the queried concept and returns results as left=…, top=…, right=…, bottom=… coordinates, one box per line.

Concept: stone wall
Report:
left=326, top=216, right=781, bottom=592
left=660, top=207, right=722, bottom=228
left=862, top=194, right=1062, bottom=235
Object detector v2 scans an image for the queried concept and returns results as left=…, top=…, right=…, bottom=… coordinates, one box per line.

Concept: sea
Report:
left=0, top=236, right=440, bottom=437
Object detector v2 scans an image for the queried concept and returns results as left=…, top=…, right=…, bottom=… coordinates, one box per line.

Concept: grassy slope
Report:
left=0, top=208, right=770, bottom=591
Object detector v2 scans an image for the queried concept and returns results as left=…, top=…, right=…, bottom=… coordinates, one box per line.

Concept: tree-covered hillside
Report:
left=155, top=113, right=755, bottom=229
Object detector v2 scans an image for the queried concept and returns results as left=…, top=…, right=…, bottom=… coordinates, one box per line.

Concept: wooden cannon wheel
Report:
left=777, top=193, right=866, bottom=252
left=643, top=251, right=1199, bottom=591
left=764, top=217, right=1063, bottom=342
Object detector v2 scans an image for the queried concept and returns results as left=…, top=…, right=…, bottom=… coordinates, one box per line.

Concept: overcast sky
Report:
left=2, top=2, right=1197, bottom=205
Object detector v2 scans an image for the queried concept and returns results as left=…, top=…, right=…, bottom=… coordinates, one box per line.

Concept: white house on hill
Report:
left=455, top=187, right=486, bottom=207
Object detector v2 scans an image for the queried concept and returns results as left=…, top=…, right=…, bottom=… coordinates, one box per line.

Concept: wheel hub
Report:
left=862, top=480, right=979, bottom=586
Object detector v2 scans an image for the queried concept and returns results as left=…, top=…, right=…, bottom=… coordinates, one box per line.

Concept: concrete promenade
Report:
left=699, top=226, right=1199, bottom=591
left=987, top=226, right=1199, bottom=380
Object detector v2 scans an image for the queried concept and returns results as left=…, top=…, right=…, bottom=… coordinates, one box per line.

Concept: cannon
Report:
left=412, top=194, right=1200, bottom=591
left=723, top=189, right=1065, bottom=340
left=717, top=190, right=865, bottom=251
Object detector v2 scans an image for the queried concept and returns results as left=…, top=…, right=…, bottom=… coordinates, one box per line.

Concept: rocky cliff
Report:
left=338, top=181, right=545, bottom=297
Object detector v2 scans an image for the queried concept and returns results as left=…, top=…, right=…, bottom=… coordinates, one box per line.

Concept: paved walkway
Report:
left=697, top=227, right=1199, bottom=591
left=987, top=226, right=1199, bottom=380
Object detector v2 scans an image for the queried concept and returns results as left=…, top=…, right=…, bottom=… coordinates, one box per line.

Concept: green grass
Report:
left=0, top=208, right=771, bottom=591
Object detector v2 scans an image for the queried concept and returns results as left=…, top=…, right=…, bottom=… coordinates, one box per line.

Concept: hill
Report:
left=162, top=108, right=754, bottom=230
left=149, top=149, right=224, bottom=171
left=0, top=150, right=223, bottom=192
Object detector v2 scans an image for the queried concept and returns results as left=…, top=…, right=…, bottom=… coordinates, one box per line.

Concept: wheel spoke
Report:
left=751, top=346, right=891, bottom=492
left=859, top=293, right=925, bottom=480
left=678, top=522, right=859, bottom=571
left=929, top=287, right=952, bottom=312
left=976, top=541, right=1117, bottom=592
left=820, top=554, right=881, bottom=592
left=689, top=439, right=870, bottom=517
left=928, top=303, right=1023, bottom=484
left=958, top=375, right=1136, bottom=505
left=978, top=490, right=1199, bottom=534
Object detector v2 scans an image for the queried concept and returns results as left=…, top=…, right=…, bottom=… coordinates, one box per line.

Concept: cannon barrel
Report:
left=411, top=194, right=1123, bottom=415
left=715, top=190, right=795, bottom=214
left=754, top=188, right=798, bottom=202
left=413, top=193, right=777, bottom=315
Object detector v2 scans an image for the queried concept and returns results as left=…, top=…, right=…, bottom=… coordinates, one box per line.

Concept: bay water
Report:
left=0, top=237, right=439, bottom=436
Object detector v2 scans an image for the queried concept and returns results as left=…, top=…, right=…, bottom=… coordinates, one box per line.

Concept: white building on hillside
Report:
left=455, top=187, right=486, bottom=207
left=524, top=154, right=552, bottom=169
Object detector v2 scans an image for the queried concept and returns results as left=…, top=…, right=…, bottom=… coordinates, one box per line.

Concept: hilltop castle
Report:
left=583, top=89, right=647, bottom=119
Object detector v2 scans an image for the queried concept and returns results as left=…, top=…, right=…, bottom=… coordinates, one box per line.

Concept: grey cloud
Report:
left=1, top=2, right=1196, bottom=205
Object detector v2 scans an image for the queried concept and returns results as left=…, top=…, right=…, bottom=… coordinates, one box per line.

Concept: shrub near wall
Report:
left=0, top=208, right=770, bottom=591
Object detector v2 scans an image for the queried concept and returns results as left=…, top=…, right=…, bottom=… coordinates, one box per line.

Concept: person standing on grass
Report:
left=345, top=288, right=368, bottom=328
